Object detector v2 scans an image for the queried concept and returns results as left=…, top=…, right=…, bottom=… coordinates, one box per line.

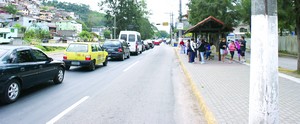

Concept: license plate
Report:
left=71, top=61, right=80, bottom=65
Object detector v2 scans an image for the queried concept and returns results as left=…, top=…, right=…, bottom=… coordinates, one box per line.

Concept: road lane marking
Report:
left=123, top=61, right=139, bottom=72
left=46, top=96, right=89, bottom=124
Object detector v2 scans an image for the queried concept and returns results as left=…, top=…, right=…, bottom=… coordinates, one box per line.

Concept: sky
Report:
left=57, top=0, right=189, bottom=32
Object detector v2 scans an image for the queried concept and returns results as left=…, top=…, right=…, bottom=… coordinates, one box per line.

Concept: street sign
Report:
left=162, top=22, right=168, bottom=26
left=177, top=23, right=183, bottom=30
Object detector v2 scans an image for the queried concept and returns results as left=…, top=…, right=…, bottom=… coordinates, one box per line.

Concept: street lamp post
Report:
left=114, top=16, right=116, bottom=39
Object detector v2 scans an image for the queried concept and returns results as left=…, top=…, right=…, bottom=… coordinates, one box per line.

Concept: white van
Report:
left=118, top=31, right=143, bottom=55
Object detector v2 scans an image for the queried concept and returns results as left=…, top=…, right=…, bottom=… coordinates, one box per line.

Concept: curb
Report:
left=174, top=48, right=216, bottom=124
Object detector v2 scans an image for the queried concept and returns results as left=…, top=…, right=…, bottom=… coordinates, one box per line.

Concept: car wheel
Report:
left=53, top=67, right=64, bottom=84
left=89, top=61, right=96, bottom=71
left=127, top=53, right=130, bottom=58
left=103, top=57, right=108, bottom=66
left=1, top=79, right=20, bottom=104
left=120, top=54, right=125, bottom=61
left=65, top=65, right=70, bottom=70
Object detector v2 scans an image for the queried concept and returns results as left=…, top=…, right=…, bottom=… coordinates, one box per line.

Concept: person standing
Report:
left=205, top=42, right=211, bottom=60
left=198, top=39, right=207, bottom=64
left=240, top=36, right=247, bottom=62
left=219, top=38, right=228, bottom=62
left=186, top=40, right=191, bottom=62
left=234, top=39, right=241, bottom=61
left=228, top=41, right=236, bottom=63
left=179, top=40, right=185, bottom=54
left=189, top=39, right=196, bottom=63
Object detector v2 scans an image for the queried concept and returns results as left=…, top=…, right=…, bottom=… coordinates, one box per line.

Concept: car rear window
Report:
left=128, top=34, right=135, bottom=42
left=66, top=44, right=88, bottom=52
left=103, top=41, right=121, bottom=47
left=120, top=34, right=127, bottom=41
left=0, top=49, right=8, bottom=58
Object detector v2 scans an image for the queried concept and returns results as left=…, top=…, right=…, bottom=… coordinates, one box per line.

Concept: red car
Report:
left=153, top=40, right=161, bottom=45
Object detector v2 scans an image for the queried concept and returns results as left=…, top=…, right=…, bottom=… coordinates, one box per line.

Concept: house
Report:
left=56, top=20, right=82, bottom=37
left=0, top=28, right=11, bottom=43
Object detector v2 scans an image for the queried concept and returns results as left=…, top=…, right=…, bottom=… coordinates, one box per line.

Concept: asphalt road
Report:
left=0, top=44, right=205, bottom=124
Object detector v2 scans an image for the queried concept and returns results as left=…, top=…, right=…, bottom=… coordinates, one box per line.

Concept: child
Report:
left=228, top=41, right=236, bottom=63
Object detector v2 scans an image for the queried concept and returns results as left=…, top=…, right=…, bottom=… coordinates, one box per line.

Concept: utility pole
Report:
left=249, top=0, right=279, bottom=123
left=178, top=0, right=182, bottom=41
left=113, top=15, right=116, bottom=39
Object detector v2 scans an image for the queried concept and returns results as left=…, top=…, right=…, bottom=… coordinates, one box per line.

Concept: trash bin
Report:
left=173, top=42, right=178, bottom=47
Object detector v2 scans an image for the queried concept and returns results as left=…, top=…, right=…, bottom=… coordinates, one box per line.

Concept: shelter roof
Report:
left=185, top=16, right=234, bottom=34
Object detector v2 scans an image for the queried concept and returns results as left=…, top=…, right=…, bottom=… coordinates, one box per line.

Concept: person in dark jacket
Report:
left=198, top=39, right=207, bottom=64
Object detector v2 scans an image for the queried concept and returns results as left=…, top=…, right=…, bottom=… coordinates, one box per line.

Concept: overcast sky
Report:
left=57, top=0, right=189, bottom=31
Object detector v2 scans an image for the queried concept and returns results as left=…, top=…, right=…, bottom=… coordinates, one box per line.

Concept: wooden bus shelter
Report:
left=184, top=16, right=234, bottom=61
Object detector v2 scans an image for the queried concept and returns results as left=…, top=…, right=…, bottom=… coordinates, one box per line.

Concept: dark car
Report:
left=0, top=45, right=65, bottom=104
left=102, top=39, right=130, bottom=61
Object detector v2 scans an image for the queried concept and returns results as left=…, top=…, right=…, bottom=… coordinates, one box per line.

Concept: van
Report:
left=118, top=31, right=143, bottom=55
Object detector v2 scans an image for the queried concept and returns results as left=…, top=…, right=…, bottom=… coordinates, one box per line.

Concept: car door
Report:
left=31, top=49, right=56, bottom=83
left=14, top=49, right=39, bottom=88
left=97, top=44, right=105, bottom=63
left=90, top=44, right=100, bottom=64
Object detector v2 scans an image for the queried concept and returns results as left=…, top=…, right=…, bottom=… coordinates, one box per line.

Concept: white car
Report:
left=119, top=31, right=143, bottom=55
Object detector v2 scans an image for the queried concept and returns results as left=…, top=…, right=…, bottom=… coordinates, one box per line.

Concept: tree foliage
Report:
left=188, top=0, right=239, bottom=27
left=79, top=31, right=93, bottom=42
left=42, top=1, right=106, bottom=30
left=3, top=4, right=18, bottom=15
left=99, top=0, right=154, bottom=39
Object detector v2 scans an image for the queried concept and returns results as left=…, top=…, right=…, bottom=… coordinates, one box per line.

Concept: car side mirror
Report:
left=48, top=57, right=53, bottom=62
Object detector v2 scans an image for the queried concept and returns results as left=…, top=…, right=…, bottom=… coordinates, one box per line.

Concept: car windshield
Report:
left=103, top=41, right=121, bottom=47
left=0, top=49, right=8, bottom=58
left=66, top=44, right=88, bottom=52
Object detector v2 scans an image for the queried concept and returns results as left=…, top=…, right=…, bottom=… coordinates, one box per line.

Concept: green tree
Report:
left=79, top=31, right=93, bottom=42
left=103, top=29, right=111, bottom=39
left=188, top=0, right=239, bottom=27
left=3, top=4, right=18, bottom=16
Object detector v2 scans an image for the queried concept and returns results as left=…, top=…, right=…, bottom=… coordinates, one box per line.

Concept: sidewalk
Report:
left=175, top=49, right=300, bottom=123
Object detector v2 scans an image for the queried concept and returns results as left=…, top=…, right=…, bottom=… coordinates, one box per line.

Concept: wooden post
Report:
left=249, top=0, right=279, bottom=123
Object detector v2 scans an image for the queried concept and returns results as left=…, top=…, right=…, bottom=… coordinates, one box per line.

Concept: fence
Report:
left=246, top=36, right=298, bottom=55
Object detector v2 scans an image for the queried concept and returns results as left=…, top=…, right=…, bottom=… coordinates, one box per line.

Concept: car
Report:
left=0, top=45, right=65, bottom=104
left=102, top=39, right=130, bottom=61
left=143, top=39, right=153, bottom=50
left=153, top=39, right=161, bottom=45
left=63, top=42, right=108, bottom=71
left=119, top=31, right=143, bottom=55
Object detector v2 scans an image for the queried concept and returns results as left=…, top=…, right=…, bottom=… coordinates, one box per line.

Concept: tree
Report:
left=79, top=31, right=93, bottom=42
left=296, top=0, right=300, bottom=72
left=3, top=4, right=18, bottom=16
left=103, top=29, right=111, bottom=39
left=188, top=0, right=239, bottom=27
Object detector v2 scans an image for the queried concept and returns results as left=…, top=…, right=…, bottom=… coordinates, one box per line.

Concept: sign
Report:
left=177, top=23, right=183, bottom=30
left=162, top=22, right=169, bottom=26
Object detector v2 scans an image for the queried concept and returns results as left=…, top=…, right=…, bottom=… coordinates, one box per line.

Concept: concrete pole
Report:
left=249, top=0, right=279, bottom=123
left=178, top=0, right=182, bottom=41
left=114, top=15, right=116, bottom=39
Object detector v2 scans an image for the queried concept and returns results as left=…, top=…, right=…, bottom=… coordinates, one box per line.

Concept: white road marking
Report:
left=46, top=96, right=90, bottom=124
left=123, top=61, right=139, bottom=72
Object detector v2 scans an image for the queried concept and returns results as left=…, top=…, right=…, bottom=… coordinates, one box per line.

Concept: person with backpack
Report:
left=234, top=39, right=241, bottom=61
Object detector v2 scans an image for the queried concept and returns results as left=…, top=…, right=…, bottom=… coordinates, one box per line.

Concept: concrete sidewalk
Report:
left=175, top=49, right=300, bottom=123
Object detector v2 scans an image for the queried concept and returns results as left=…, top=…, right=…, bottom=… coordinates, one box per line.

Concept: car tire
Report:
left=127, top=53, right=130, bottom=59
left=53, top=67, right=64, bottom=84
left=0, top=79, right=20, bottom=104
left=103, top=57, right=108, bottom=66
left=65, top=65, right=70, bottom=70
left=120, top=54, right=125, bottom=61
left=89, top=61, right=96, bottom=71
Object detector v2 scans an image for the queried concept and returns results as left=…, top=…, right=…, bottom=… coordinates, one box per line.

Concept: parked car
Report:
left=143, top=39, right=153, bottom=50
left=0, top=45, right=65, bottom=104
left=119, top=31, right=143, bottom=55
left=102, top=39, right=130, bottom=61
left=63, top=42, right=108, bottom=71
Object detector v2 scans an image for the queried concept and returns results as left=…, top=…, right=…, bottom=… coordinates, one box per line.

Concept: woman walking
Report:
left=198, top=39, right=206, bottom=64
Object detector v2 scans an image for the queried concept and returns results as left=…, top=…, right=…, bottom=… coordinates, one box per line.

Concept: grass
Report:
left=278, top=67, right=300, bottom=78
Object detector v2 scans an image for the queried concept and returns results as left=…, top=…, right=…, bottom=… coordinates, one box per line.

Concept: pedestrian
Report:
left=219, top=38, right=228, bottom=62
left=189, top=38, right=196, bottom=63
left=186, top=40, right=191, bottom=62
left=179, top=40, right=185, bottom=54
left=210, top=42, right=216, bottom=60
left=234, top=39, right=241, bottom=61
left=205, top=42, right=211, bottom=60
left=240, top=36, right=247, bottom=62
left=228, top=40, right=236, bottom=63
left=198, top=39, right=206, bottom=64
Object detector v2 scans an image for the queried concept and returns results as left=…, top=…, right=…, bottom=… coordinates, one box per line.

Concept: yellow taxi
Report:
left=63, top=42, right=108, bottom=71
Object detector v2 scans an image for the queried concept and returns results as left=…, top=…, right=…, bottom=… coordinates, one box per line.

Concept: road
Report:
left=0, top=44, right=205, bottom=124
